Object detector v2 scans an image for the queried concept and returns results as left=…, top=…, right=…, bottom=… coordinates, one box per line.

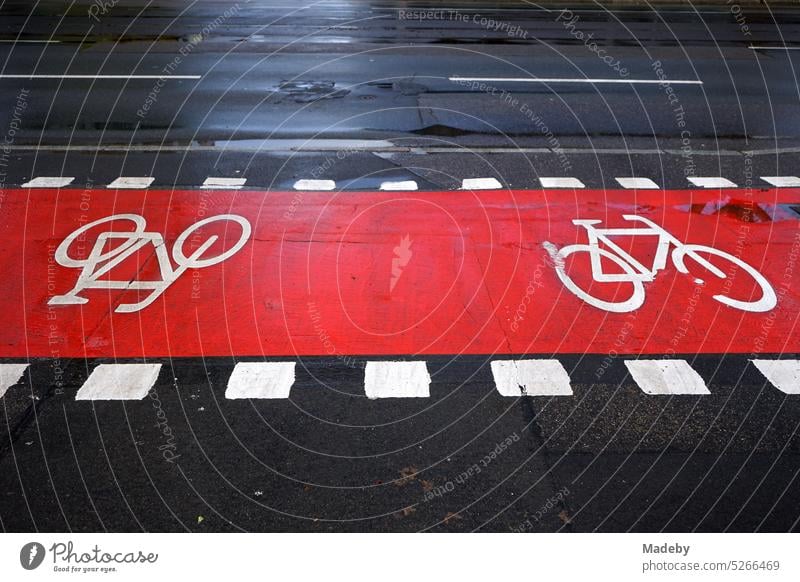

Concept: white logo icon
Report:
left=544, top=214, right=776, bottom=313
left=49, top=213, right=251, bottom=313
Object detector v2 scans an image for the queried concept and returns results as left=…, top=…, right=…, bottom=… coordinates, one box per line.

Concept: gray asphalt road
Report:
left=0, top=0, right=799, bottom=532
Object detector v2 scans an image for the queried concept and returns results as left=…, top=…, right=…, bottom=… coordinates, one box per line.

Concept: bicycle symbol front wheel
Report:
left=671, top=244, right=777, bottom=312
left=545, top=243, right=646, bottom=313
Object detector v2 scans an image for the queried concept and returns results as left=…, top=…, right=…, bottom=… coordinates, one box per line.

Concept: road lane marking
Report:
left=751, top=360, right=800, bottom=395
left=687, top=177, right=738, bottom=188
left=0, top=74, right=201, bottom=79
left=380, top=180, right=418, bottom=191
left=749, top=46, right=800, bottom=50
left=294, top=179, right=336, bottom=191
left=202, top=177, right=247, bottom=189
left=460, top=177, right=502, bottom=190
left=106, top=177, right=154, bottom=189
left=539, top=177, right=585, bottom=188
left=21, top=177, right=74, bottom=188
left=616, top=177, right=659, bottom=189
left=0, top=40, right=60, bottom=43
left=225, top=362, right=296, bottom=399
left=761, top=176, right=800, bottom=187
left=364, top=361, right=430, bottom=399
left=0, top=364, right=28, bottom=398
left=491, top=360, right=573, bottom=396
left=451, top=76, right=703, bottom=85
left=75, top=363, right=161, bottom=400
left=625, top=360, right=710, bottom=395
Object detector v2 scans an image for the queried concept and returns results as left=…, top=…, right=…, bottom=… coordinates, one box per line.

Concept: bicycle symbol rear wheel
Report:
left=545, top=243, right=646, bottom=313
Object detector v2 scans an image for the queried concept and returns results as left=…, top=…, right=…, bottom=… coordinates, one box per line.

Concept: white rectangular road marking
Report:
left=749, top=46, right=800, bottom=50
left=615, top=177, right=659, bottom=189
left=625, top=360, right=710, bottom=395
left=379, top=180, right=418, bottom=191
left=0, top=75, right=200, bottom=79
left=761, top=176, right=800, bottom=187
left=364, top=361, right=430, bottom=399
left=75, top=363, right=161, bottom=400
left=450, top=77, right=703, bottom=85
left=687, top=177, right=738, bottom=188
left=751, top=360, right=800, bottom=395
left=225, top=362, right=296, bottom=399
left=539, top=177, right=585, bottom=189
left=294, top=179, right=336, bottom=191
left=21, top=177, right=75, bottom=188
left=491, top=360, right=573, bottom=396
left=460, top=177, right=502, bottom=190
left=0, top=364, right=29, bottom=398
left=107, top=176, right=154, bottom=189
left=202, top=177, right=247, bottom=189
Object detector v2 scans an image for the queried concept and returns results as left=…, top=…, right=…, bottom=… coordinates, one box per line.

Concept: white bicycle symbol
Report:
left=49, top=213, right=251, bottom=313
left=543, top=214, right=777, bottom=313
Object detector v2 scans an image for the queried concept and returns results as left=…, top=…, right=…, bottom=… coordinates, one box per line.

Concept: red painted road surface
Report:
left=1, top=187, right=798, bottom=358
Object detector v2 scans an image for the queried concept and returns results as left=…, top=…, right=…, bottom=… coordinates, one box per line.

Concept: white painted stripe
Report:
left=0, top=74, right=200, bottom=79
left=460, top=177, right=502, bottom=190
left=21, top=176, right=74, bottom=188
left=0, top=40, right=61, bottom=43
left=751, top=360, right=800, bottom=395
left=615, top=177, right=659, bottom=189
left=379, top=180, right=418, bottom=191
left=225, top=362, right=296, bottom=399
left=749, top=46, right=800, bottom=50
left=687, top=177, right=738, bottom=188
left=75, top=364, right=161, bottom=400
left=106, top=176, right=154, bottom=189
left=0, top=364, right=28, bottom=398
left=625, top=360, right=710, bottom=395
left=364, top=361, right=430, bottom=399
left=201, top=177, right=247, bottom=189
left=491, top=360, right=573, bottom=397
left=539, top=177, right=585, bottom=189
left=451, top=76, right=703, bottom=85
left=294, top=179, right=336, bottom=191
left=760, top=176, right=800, bottom=187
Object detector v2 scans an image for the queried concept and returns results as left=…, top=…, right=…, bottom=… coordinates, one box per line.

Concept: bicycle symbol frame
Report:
left=48, top=213, right=251, bottom=313
left=543, top=214, right=777, bottom=313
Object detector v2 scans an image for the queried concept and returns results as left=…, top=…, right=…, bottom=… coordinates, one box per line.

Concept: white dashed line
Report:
left=294, top=179, right=336, bottom=191
left=687, top=177, right=738, bottom=188
left=201, top=177, right=247, bottom=189
left=751, top=360, right=800, bottom=395
left=379, top=180, right=418, bottom=191
left=450, top=77, right=703, bottom=85
left=0, top=74, right=201, bottom=79
left=491, top=360, right=573, bottom=396
left=625, top=360, right=710, bottom=395
left=460, top=177, right=502, bottom=190
left=749, top=46, right=800, bottom=50
left=225, top=362, right=296, bottom=399
left=0, top=364, right=28, bottom=398
left=21, top=177, right=75, bottom=188
left=760, top=176, right=800, bottom=187
left=75, top=363, right=162, bottom=400
left=364, top=361, right=431, bottom=399
left=615, top=177, right=659, bottom=189
left=539, top=177, right=585, bottom=188
left=106, top=177, right=155, bottom=189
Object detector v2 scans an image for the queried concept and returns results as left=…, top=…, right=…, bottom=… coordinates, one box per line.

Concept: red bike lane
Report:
left=1, top=187, right=798, bottom=358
